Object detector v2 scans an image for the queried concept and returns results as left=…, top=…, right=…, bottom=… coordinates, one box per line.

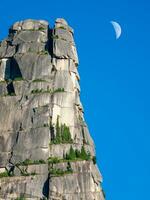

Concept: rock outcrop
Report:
left=0, top=19, right=105, bottom=200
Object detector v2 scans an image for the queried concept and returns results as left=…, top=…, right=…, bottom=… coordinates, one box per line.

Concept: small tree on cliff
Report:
left=55, top=115, right=61, bottom=143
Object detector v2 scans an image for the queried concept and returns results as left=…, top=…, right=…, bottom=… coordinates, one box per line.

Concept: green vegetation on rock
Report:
left=13, top=77, right=24, bottom=81
left=49, top=168, right=72, bottom=176
left=66, top=145, right=91, bottom=161
left=49, top=162, right=73, bottom=177
left=15, top=197, right=26, bottom=200
left=48, top=157, right=61, bottom=164
left=31, top=88, right=49, bottom=94
left=66, top=146, right=76, bottom=160
left=9, top=92, right=16, bottom=96
left=53, top=88, right=65, bottom=93
left=0, top=171, right=9, bottom=178
left=39, top=50, right=49, bottom=55
left=21, top=170, right=37, bottom=176
left=51, top=116, right=72, bottom=144
left=32, top=79, right=47, bottom=83
left=38, top=27, right=46, bottom=31
left=51, top=35, right=59, bottom=39
left=58, top=26, right=66, bottom=30
left=16, top=159, right=46, bottom=166
left=31, top=88, right=64, bottom=94
left=0, top=80, right=6, bottom=83
left=47, top=156, right=79, bottom=164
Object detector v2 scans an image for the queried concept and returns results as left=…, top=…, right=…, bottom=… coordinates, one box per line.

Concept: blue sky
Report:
left=1, top=0, right=150, bottom=199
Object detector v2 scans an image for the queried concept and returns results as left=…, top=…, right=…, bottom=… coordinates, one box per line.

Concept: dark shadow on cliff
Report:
left=45, top=28, right=53, bottom=56
left=6, top=82, right=15, bottom=95
left=5, top=57, right=23, bottom=95
left=42, top=176, right=49, bottom=198
left=10, top=58, right=22, bottom=80
left=50, top=116, right=55, bottom=142
left=4, top=57, right=23, bottom=80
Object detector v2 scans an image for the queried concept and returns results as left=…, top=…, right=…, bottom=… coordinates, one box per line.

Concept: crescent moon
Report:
left=110, top=21, right=122, bottom=39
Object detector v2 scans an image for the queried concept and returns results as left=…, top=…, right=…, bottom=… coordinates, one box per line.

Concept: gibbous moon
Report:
left=110, top=21, right=122, bottom=39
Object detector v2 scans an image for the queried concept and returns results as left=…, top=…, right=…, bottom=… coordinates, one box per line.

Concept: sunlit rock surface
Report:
left=0, top=19, right=105, bottom=200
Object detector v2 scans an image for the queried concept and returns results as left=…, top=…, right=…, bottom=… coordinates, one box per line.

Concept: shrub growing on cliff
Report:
left=49, top=167, right=73, bottom=176
left=53, top=88, right=64, bottom=93
left=31, top=88, right=64, bottom=95
left=33, top=159, right=46, bottom=164
left=32, top=79, right=47, bottom=82
left=48, top=157, right=60, bottom=164
left=59, top=26, right=66, bottom=30
left=0, top=171, right=9, bottom=178
left=38, top=27, right=46, bottom=31
left=17, top=159, right=46, bottom=166
left=51, top=35, right=59, bottom=39
left=21, top=159, right=32, bottom=165
left=80, top=146, right=91, bottom=161
left=66, top=146, right=91, bottom=161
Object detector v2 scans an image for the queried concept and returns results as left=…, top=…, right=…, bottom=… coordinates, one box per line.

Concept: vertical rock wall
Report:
left=0, top=19, right=105, bottom=200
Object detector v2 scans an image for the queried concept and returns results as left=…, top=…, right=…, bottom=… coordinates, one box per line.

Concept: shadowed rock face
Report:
left=0, top=19, right=105, bottom=200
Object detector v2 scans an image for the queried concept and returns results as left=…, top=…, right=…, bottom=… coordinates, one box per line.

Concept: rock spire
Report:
left=0, top=19, right=105, bottom=200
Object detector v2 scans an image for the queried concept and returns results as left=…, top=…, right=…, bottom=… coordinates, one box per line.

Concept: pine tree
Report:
left=55, top=115, right=61, bottom=143
left=64, top=124, right=72, bottom=142
left=67, top=146, right=76, bottom=160
left=66, top=153, right=69, bottom=160
left=80, top=146, right=88, bottom=160
left=61, top=124, right=65, bottom=142
left=61, top=124, right=72, bottom=143
left=75, top=149, right=81, bottom=158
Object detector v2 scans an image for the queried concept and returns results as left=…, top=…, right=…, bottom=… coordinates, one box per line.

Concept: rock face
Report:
left=0, top=19, right=105, bottom=200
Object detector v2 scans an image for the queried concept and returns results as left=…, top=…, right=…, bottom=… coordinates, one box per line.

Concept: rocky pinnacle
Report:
left=0, top=19, right=105, bottom=200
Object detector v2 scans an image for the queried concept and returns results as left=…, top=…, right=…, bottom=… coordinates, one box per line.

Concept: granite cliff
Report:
left=0, top=18, right=105, bottom=200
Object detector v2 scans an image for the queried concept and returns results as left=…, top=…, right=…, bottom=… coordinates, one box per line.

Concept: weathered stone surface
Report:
left=54, top=28, right=74, bottom=43
left=0, top=18, right=105, bottom=200
left=53, top=19, right=78, bottom=64
left=49, top=171, right=104, bottom=200
left=0, top=175, right=48, bottom=199
left=53, top=39, right=78, bottom=63
left=12, top=53, right=53, bottom=80
left=12, top=19, right=48, bottom=31
left=13, top=30, right=47, bottom=43
left=10, top=127, right=50, bottom=164
left=17, top=42, right=46, bottom=54
left=14, top=163, right=48, bottom=176
left=55, top=18, right=74, bottom=33
left=0, top=40, right=16, bottom=58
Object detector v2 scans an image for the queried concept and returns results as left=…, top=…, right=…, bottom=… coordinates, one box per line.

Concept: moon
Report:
left=110, top=21, right=122, bottom=39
